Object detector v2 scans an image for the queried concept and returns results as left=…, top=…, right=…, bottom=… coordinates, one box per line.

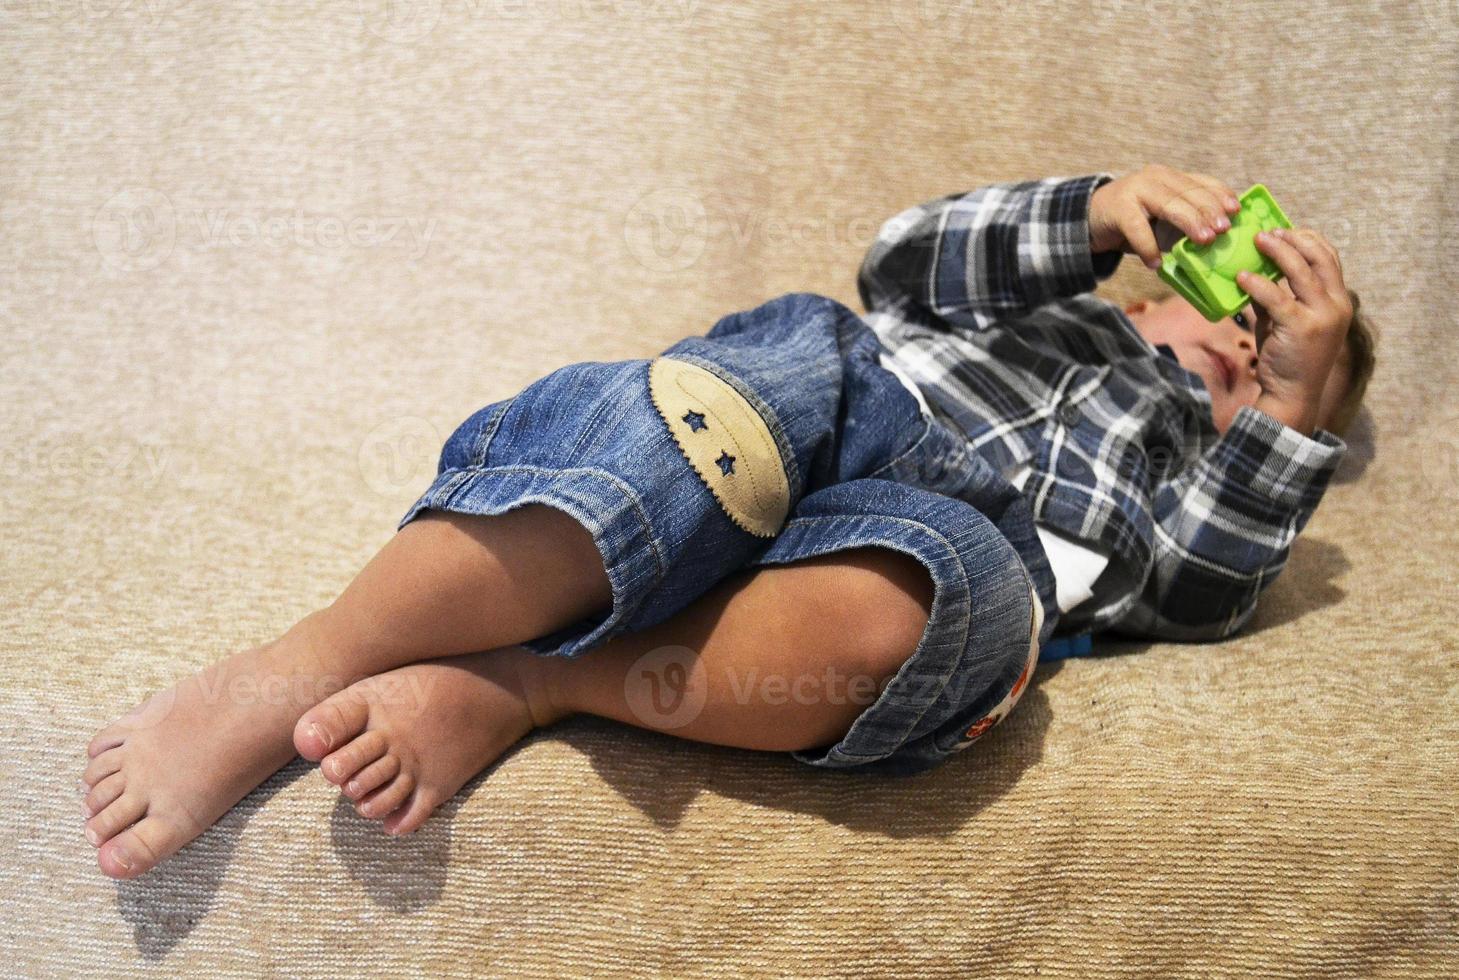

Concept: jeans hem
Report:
left=398, top=463, right=666, bottom=659
left=744, top=508, right=974, bottom=769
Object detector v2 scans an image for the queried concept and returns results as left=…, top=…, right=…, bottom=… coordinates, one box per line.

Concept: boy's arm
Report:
left=859, top=164, right=1244, bottom=330
left=1113, top=223, right=1355, bottom=639
left=857, top=175, right=1123, bottom=329
left=1110, top=410, right=1346, bottom=640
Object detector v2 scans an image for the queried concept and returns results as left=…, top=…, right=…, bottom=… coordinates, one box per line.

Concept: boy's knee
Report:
left=811, top=547, right=935, bottom=681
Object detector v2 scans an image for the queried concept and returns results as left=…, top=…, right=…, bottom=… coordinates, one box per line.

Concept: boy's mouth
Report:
left=1202, top=346, right=1236, bottom=392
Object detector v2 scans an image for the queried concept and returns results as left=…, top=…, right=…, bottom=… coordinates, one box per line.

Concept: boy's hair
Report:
left=1330, top=289, right=1377, bottom=438
left=1141, top=283, right=1378, bottom=437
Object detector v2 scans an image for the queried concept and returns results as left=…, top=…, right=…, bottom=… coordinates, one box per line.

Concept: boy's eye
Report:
left=1233, top=311, right=1250, bottom=330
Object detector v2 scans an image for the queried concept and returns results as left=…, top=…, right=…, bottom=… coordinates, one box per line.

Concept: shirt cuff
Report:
left=1023, top=173, right=1121, bottom=307
left=1084, top=173, right=1123, bottom=281
left=1214, top=405, right=1348, bottom=512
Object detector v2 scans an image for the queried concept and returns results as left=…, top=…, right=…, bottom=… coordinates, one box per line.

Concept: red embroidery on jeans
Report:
left=963, top=654, right=1035, bottom=742
left=963, top=716, right=997, bottom=741
left=1009, top=659, right=1032, bottom=700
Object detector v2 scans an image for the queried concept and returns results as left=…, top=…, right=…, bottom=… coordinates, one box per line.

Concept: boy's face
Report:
left=1124, top=295, right=1351, bottom=434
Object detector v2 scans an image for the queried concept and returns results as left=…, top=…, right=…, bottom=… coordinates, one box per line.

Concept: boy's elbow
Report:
left=1112, top=591, right=1259, bottom=643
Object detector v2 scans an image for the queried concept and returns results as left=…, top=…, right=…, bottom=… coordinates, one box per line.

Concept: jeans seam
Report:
left=865, top=414, right=936, bottom=480
left=470, top=399, right=516, bottom=466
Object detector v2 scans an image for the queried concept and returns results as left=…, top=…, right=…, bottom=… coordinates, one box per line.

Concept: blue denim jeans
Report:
left=400, top=292, right=1059, bottom=774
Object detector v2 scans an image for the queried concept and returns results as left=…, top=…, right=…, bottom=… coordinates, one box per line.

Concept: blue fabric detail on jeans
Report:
left=400, top=292, right=1060, bottom=773
left=1039, top=633, right=1094, bottom=662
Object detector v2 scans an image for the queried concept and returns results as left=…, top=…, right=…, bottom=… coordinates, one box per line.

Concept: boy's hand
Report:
left=1088, top=164, right=1243, bottom=270
left=1239, top=227, right=1353, bottom=435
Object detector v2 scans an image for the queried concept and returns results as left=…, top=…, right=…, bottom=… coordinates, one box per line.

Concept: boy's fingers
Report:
left=1239, top=268, right=1297, bottom=327
left=1254, top=230, right=1321, bottom=303
left=1250, top=299, right=1272, bottom=350
left=1187, top=172, right=1243, bottom=211
left=1118, top=202, right=1161, bottom=268
left=1177, top=184, right=1232, bottom=234
left=1165, top=176, right=1233, bottom=230
left=1287, top=228, right=1345, bottom=292
left=1151, top=172, right=1233, bottom=240
left=1145, top=186, right=1218, bottom=244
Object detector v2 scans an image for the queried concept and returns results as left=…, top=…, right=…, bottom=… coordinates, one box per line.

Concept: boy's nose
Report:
left=1233, top=331, right=1257, bottom=364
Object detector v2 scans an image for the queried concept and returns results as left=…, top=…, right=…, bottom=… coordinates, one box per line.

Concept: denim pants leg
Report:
left=400, top=292, right=1058, bottom=774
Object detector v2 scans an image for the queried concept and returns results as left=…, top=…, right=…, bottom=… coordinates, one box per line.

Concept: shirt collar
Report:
left=1109, top=303, right=1215, bottom=417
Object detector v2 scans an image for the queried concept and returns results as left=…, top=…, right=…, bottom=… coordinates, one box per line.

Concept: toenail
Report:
left=346, top=780, right=359, bottom=795
left=310, top=723, right=332, bottom=750
left=85, top=827, right=99, bottom=846
left=82, top=801, right=93, bottom=819
left=112, top=848, right=133, bottom=871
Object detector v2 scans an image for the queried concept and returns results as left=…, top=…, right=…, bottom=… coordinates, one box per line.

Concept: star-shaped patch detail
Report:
left=715, top=451, right=736, bottom=476
left=682, top=410, right=707, bottom=432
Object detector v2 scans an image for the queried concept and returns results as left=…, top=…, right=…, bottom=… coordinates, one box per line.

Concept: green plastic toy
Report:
left=1158, top=184, right=1293, bottom=322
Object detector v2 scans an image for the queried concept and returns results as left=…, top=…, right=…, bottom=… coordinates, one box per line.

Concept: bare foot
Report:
left=292, top=647, right=559, bottom=836
left=80, top=614, right=342, bottom=879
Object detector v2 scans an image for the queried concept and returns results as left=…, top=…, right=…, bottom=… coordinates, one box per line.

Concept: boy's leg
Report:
left=526, top=547, right=935, bottom=751
left=78, top=503, right=615, bottom=879
left=290, top=545, right=936, bottom=835
left=306, top=505, right=613, bottom=684
left=301, top=475, right=1045, bottom=835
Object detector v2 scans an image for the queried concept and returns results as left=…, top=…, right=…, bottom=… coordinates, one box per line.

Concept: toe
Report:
left=97, top=815, right=177, bottom=879
left=83, top=771, right=126, bottom=819
left=84, top=791, right=146, bottom=848
left=82, top=747, right=124, bottom=787
left=294, top=689, right=370, bottom=761
left=321, top=730, right=388, bottom=785
left=381, top=789, right=440, bottom=836
left=87, top=729, right=125, bottom=759
left=357, top=772, right=415, bottom=821
left=344, top=753, right=400, bottom=801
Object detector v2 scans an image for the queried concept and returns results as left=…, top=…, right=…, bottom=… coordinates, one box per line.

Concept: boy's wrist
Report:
left=1252, top=390, right=1320, bottom=438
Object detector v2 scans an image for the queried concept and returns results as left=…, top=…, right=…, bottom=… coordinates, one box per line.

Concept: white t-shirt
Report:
left=879, top=352, right=1111, bottom=614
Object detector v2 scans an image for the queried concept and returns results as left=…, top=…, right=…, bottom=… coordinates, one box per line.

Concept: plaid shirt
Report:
left=858, top=174, right=1347, bottom=641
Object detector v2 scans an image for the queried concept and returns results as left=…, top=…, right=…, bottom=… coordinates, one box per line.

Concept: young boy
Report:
left=78, top=164, right=1374, bottom=879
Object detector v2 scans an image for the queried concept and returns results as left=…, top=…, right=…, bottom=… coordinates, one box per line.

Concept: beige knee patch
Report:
left=647, top=356, right=791, bottom=538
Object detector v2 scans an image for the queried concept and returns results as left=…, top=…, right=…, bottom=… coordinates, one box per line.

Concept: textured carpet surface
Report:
left=3, top=1, right=1457, bottom=976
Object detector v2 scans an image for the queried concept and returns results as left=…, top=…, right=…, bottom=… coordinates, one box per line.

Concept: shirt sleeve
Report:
left=857, top=174, right=1125, bottom=329
left=1109, top=405, right=1348, bottom=641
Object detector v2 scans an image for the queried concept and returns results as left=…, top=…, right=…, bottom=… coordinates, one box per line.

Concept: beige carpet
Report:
left=3, top=1, right=1456, bottom=975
